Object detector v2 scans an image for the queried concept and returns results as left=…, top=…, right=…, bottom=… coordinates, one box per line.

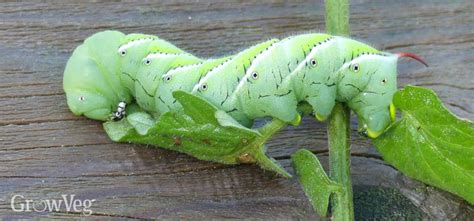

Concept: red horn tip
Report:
left=397, top=52, right=428, bottom=67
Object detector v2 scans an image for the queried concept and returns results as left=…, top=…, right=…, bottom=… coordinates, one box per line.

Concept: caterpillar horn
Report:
left=397, top=52, right=428, bottom=67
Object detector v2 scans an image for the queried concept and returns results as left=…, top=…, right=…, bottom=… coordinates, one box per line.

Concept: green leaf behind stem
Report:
left=374, top=85, right=474, bottom=204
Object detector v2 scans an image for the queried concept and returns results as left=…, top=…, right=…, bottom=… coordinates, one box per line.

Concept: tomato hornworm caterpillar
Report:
left=64, top=30, right=427, bottom=138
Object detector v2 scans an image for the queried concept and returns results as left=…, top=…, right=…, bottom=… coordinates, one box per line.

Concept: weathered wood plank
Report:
left=0, top=0, right=472, bottom=219
left=0, top=116, right=375, bottom=151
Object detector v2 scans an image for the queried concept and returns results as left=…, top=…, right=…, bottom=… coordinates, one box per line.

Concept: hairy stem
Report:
left=328, top=103, right=354, bottom=220
left=258, top=118, right=287, bottom=141
left=251, top=118, right=291, bottom=178
left=325, top=0, right=350, bottom=36
left=325, top=0, right=354, bottom=220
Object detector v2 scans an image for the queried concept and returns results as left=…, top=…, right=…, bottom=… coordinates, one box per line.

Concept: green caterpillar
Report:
left=64, top=30, right=427, bottom=138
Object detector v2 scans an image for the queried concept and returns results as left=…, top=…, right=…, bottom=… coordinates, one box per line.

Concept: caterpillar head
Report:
left=344, top=52, right=427, bottom=138
left=63, top=31, right=132, bottom=121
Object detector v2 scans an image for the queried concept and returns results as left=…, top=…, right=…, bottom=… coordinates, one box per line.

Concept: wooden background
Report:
left=1, top=1, right=473, bottom=220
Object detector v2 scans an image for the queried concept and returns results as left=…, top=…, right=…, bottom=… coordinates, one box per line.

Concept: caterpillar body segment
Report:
left=117, top=34, right=158, bottom=95
left=118, top=34, right=190, bottom=98
left=156, top=57, right=230, bottom=114
left=135, top=53, right=202, bottom=113
left=227, top=34, right=338, bottom=125
left=191, top=39, right=280, bottom=127
left=345, top=54, right=398, bottom=137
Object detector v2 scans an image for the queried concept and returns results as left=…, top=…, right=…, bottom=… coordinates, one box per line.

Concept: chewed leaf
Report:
left=252, top=147, right=291, bottom=178
left=215, top=110, right=259, bottom=135
left=374, top=86, right=474, bottom=204
left=292, top=149, right=342, bottom=217
left=104, top=90, right=289, bottom=177
left=127, top=112, right=155, bottom=135
left=104, top=119, right=138, bottom=142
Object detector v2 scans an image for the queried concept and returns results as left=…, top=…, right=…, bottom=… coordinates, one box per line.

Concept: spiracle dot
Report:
left=310, top=59, right=317, bottom=67
left=164, top=75, right=172, bottom=82
left=119, top=49, right=126, bottom=56
left=200, top=83, right=208, bottom=91
left=144, top=59, right=151, bottom=65
left=251, top=72, right=258, bottom=80
left=351, top=63, right=360, bottom=72
left=78, top=96, right=85, bottom=101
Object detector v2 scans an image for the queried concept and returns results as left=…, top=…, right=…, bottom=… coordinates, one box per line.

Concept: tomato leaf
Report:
left=292, top=149, right=342, bottom=217
left=103, top=90, right=290, bottom=177
left=373, top=85, right=474, bottom=204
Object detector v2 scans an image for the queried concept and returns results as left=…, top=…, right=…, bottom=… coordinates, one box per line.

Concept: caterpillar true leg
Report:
left=111, top=101, right=127, bottom=121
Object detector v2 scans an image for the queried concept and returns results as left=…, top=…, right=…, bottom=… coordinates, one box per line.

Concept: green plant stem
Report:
left=325, top=0, right=353, bottom=220
left=258, top=118, right=287, bottom=140
left=328, top=103, right=354, bottom=220
left=251, top=118, right=291, bottom=177
left=325, top=0, right=349, bottom=36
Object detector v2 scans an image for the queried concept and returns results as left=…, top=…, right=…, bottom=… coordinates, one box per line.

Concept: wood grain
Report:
left=0, top=1, right=473, bottom=219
